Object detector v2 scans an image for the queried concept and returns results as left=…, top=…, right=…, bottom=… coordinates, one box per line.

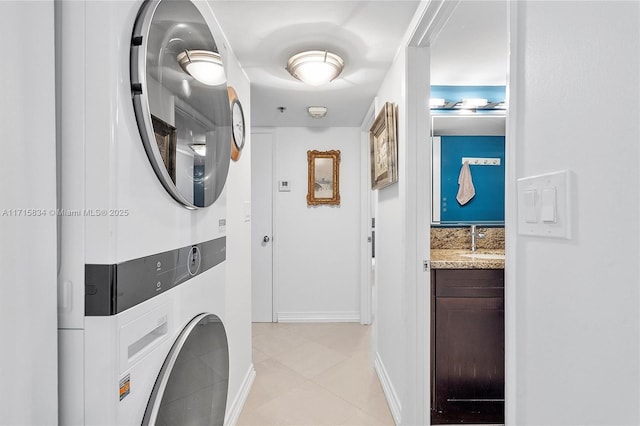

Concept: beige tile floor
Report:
left=237, top=323, right=395, bottom=426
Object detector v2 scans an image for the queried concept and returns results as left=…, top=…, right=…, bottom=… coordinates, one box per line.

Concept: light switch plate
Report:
left=517, top=170, right=571, bottom=239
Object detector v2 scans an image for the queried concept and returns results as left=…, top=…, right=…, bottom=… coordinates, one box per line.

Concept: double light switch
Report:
left=517, top=170, right=571, bottom=239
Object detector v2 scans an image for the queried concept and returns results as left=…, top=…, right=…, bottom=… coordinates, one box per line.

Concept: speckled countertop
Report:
left=431, top=249, right=505, bottom=269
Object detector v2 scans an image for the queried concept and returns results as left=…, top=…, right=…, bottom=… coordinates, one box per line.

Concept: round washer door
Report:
left=131, top=0, right=231, bottom=209
left=143, top=313, right=229, bottom=425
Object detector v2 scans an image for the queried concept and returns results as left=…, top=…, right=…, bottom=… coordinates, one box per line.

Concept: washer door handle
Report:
left=263, top=236, right=270, bottom=243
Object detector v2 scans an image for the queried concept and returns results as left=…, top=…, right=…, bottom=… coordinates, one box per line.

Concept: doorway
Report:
left=406, top=0, right=510, bottom=424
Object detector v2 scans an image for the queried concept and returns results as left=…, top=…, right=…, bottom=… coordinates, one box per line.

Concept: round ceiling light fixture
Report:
left=177, top=50, right=226, bottom=86
left=286, top=50, right=344, bottom=86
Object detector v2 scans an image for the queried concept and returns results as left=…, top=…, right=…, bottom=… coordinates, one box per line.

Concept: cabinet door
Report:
left=432, top=270, right=504, bottom=424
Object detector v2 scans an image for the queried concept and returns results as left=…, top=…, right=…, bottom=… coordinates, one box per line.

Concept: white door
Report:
left=251, top=131, right=274, bottom=322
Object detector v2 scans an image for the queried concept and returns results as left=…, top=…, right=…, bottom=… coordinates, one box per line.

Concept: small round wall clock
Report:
left=228, top=86, right=245, bottom=161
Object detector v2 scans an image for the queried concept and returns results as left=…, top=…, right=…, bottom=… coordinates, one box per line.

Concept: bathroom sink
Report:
left=460, top=253, right=505, bottom=260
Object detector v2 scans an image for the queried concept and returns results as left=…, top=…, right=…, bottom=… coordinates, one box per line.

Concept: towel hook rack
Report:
left=462, top=157, right=501, bottom=166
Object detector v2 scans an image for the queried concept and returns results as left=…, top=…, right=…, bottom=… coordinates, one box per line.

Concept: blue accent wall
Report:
left=440, top=136, right=505, bottom=222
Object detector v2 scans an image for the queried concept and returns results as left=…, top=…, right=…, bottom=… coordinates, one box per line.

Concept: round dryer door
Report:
left=143, top=313, right=229, bottom=425
left=131, top=0, right=231, bottom=209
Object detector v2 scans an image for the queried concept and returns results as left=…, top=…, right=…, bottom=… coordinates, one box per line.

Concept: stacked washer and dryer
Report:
left=57, top=0, right=235, bottom=424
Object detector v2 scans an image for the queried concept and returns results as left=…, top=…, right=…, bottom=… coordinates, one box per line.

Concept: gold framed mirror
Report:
left=307, top=150, right=340, bottom=206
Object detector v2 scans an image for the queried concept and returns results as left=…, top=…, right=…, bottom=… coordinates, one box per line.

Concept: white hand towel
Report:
left=456, top=161, right=475, bottom=205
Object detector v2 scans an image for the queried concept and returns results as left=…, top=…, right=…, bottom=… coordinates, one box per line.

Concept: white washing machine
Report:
left=57, top=0, right=234, bottom=424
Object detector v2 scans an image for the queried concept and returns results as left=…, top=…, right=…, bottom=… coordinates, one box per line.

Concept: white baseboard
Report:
left=374, top=352, right=402, bottom=425
left=225, top=364, right=256, bottom=426
left=277, top=311, right=360, bottom=323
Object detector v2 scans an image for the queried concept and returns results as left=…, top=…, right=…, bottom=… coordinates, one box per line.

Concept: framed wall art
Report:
left=369, top=102, right=398, bottom=190
left=307, top=150, right=340, bottom=206
left=151, top=114, right=177, bottom=183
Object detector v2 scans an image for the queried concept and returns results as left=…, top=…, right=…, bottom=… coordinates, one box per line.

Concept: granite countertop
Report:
left=430, top=249, right=505, bottom=270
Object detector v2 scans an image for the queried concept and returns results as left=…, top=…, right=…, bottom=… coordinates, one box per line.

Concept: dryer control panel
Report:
left=85, top=237, right=225, bottom=316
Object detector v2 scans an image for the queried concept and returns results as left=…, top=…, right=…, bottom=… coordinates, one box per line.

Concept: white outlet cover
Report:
left=517, top=170, right=571, bottom=239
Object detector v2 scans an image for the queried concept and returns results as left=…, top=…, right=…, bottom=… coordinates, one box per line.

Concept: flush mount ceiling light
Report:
left=307, top=106, right=328, bottom=119
left=177, top=50, right=226, bottom=86
left=286, top=50, right=344, bottom=86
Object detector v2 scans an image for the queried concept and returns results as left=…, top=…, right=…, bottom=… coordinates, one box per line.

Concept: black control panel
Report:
left=85, top=237, right=225, bottom=316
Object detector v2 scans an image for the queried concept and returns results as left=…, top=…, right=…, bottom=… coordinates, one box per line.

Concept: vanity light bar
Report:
left=429, top=100, right=507, bottom=110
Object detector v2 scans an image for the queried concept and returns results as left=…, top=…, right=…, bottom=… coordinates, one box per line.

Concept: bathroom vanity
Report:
left=428, top=108, right=507, bottom=424
left=430, top=250, right=504, bottom=424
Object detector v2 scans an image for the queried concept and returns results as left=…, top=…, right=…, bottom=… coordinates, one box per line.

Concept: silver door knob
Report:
left=263, top=236, right=270, bottom=243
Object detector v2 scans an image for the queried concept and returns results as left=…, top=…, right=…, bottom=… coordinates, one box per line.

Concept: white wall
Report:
left=509, top=1, right=640, bottom=424
left=370, top=4, right=433, bottom=424
left=219, top=30, right=255, bottom=423
left=273, top=127, right=362, bottom=321
left=0, top=1, right=58, bottom=424
left=371, top=47, right=410, bottom=423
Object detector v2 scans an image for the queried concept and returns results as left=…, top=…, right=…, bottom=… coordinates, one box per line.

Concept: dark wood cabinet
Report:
left=431, top=269, right=504, bottom=424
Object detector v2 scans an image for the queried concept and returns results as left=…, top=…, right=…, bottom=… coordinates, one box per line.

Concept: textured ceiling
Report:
left=209, top=0, right=508, bottom=128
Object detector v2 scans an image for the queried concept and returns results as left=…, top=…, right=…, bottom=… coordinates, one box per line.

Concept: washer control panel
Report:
left=187, top=246, right=201, bottom=276
left=85, top=237, right=226, bottom=316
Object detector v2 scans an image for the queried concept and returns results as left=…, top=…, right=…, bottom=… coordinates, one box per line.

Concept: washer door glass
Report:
left=131, top=0, right=231, bottom=208
left=143, top=313, right=229, bottom=425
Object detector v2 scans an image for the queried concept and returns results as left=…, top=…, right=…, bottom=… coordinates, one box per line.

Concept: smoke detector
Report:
left=307, top=106, right=328, bottom=119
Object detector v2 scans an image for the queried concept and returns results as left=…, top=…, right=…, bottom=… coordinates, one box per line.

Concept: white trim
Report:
left=360, top=101, right=376, bottom=325
left=270, top=128, right=279, bottom=323
left=408, top=0, right=461, bottom=48
left=403, top=44, right=432, bottom=426
left=224, top=364, right=256, bottom=426
left=505, top=1, right=519, bottom=423
left=374, top=352, right=402, bottom=425
left=277, top=311, right=360, bottom=323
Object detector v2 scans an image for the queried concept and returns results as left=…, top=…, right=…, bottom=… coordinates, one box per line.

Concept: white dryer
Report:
left=57, top=0, right=234, bottom=424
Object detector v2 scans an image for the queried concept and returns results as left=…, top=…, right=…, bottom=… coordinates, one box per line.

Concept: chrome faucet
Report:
left=470, top=225, right=485, bottom=252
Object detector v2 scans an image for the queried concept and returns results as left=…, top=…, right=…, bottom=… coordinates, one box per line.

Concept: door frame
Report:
left=504, top=3, right=519, bottom=421
left=251, top=127, right=278, bottom=322
left=405, top=2, right=460, bottom=423
left=360, top=101, right=376, bottom=325
left=406, top=0, right=516, bottom=423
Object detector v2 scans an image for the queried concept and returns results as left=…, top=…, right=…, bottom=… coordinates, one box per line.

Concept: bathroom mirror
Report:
left=131, top=0, right=231, bottom=209
left=431, top=114, right=506, bottom=226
